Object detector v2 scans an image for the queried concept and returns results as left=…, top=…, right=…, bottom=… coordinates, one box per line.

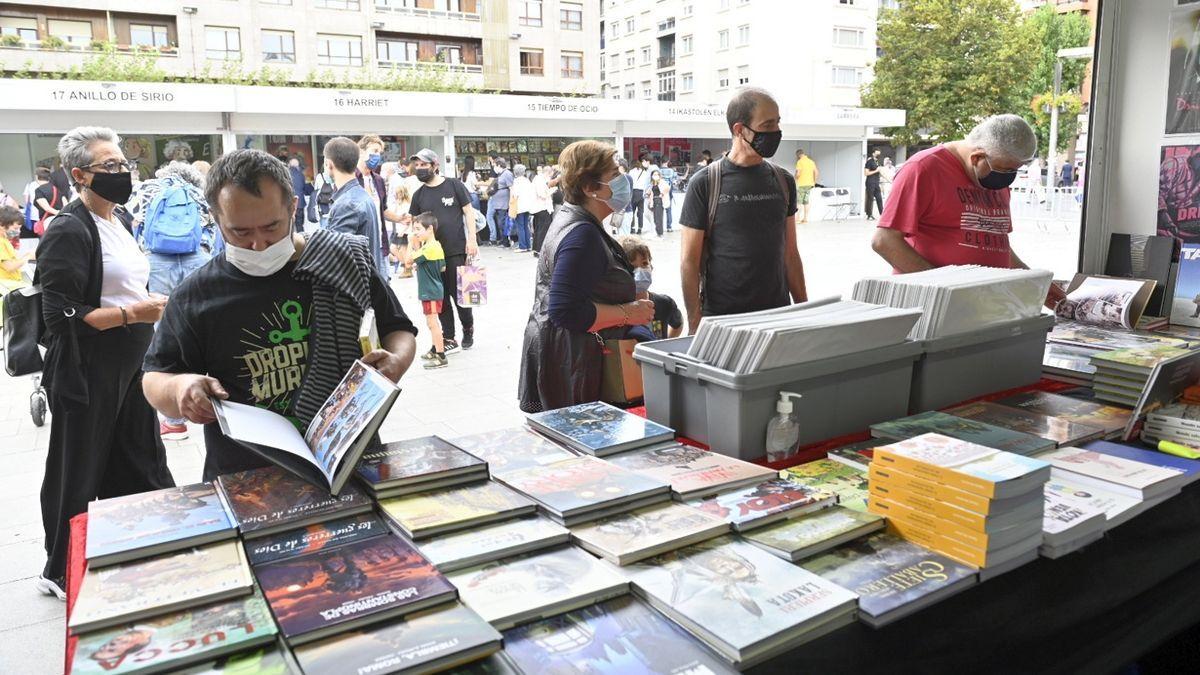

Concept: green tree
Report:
left=863, top=0, right=1035, bottom=146
left=1017, top=5, right=1092, bottom=155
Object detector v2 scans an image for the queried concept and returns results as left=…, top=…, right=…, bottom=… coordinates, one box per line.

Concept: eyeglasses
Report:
left=83, top=159, right=134, bottom=174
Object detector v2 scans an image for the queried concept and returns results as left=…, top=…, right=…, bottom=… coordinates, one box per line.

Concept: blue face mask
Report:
left=634, top=266, right=653, bottom=294
left=366, top=153, right=383, bottom=171
left=602, top=174, right=632, bottom=213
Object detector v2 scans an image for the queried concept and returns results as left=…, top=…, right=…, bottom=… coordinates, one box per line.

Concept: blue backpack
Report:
left=142, top=182, right=202, bottom=254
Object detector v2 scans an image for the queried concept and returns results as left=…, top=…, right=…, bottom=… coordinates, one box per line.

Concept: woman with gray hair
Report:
left=34, top=126, right=175, bottom=600
left=509, top=163, right=536, bottom=251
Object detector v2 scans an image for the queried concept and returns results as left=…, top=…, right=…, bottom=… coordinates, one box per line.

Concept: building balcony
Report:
left=374, top=2, right=481, bottom=22
left=372, top=5, right=483, bottom=39
left=377, top=59, right=482, bottom=75
left=0, top=38, right=180, bottom=57
left=657, top=92, right=675, bottom=101
left=657, top=18, right=676, bottom=33
left=657, top=55, right=675, bottom=69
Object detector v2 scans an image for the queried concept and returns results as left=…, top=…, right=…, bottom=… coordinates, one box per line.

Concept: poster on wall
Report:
left=1167, top=10, right=1200, bottom=134
left=1159, top=144, right=1200, bottom=241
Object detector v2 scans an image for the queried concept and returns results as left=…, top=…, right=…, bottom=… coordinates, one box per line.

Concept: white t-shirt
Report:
left=92, top=212, right=150, bottom=308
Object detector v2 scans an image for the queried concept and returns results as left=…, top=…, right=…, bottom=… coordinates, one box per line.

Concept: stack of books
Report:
left=684, top=478, right=836, bottom=532
left=867, top=433, right=1051, bottom=577
left=996, top=391, right=1132, bottom=440
left=84, top=482, right=238, bottom=567
left=353, top=435, right=488, bottom=498
left=1040, top=484, right=1107, bottom=558
left=853, top=265, right=1052, bottom=340
left=1039, top=444, right=1190, bottom=503
left=526, top=401, right=674, bottom=456
left=495, top=455, right=671, bottom=526
left=1144, top=403, right=1200, bottom=448
left=1089, top=345, right=1191, bottom=407
left=1044, top=322, right=1188, bottom=386
left=780, top=458, right=871, bottom=512
left=870, top=411, right=1056, bottom=456
left=377, top=480, right=537, bottom=539
left=825, top=439, right=881, bottom=472
left=605, top=442, right=776, bottom=500
left=945, top=401, right=1106, bottom=448
left=217, top=466, right=374, bottom=539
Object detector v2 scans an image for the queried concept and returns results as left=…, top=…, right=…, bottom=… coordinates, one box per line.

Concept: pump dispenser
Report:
left=765, top=391, right=803, bottom=462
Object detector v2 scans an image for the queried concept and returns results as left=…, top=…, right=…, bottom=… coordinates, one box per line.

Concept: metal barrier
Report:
left=1008, top=186, right=1084, bottom=229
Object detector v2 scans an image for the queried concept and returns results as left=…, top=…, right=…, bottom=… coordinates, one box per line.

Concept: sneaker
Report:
left=399, top=268, right=413, bottom=279
left=35, top=575, right=66, bottom=601
left=160, top=420, right=189, bottom=441
left=461, top=332, right=474, bottom=350
left=423, top=353, right=448, bottom=369
left=443, top=338, right=461, bottom=354
left=419, top=347, right=439, bottom=361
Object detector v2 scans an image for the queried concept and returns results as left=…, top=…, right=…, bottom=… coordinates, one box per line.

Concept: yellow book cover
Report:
left=872, top=447, right=999, bottom=499
left=867, top=480, right=988, bottom=532
left=872, top=434, right=1049, bottom=500
left=867, top=464, right=994, bottom=514
left=882, top=518, right=991, bottom=568
left=867, top=497, right=992, bottom=551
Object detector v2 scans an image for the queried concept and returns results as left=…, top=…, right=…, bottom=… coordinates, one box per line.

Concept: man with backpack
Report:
left=679, top=87, right=808, bottom=334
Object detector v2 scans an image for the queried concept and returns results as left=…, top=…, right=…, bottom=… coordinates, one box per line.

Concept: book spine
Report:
left=868, top=496, right=993, bottom=550
left=871, top=449, right=997, bottom=499
left=881, top=515, right=990, bottom=568
left=867, top=480, right=987, bottom=531
left=868, top=464, right=995, bottom=514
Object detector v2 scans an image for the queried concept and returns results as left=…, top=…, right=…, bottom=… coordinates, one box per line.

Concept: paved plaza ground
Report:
left=0, top=207, right=1080, bottom=673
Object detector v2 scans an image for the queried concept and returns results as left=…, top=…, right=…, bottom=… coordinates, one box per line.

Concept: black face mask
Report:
left=86, top=170, right=133, bottom=205
left=976, top=158, right=1018, bottom=190
left=416, top=168, right=434, bottom=183
left=743, top=126, right=782, bottom=159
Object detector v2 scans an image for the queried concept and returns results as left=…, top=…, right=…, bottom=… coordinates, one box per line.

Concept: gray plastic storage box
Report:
left=633, top=338, right=923, bottom=461
left=908, top=314, right=1055, bottom=414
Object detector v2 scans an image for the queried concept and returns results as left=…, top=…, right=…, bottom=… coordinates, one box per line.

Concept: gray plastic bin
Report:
left=908, top=314, right=1055, bottom=413
left=633, top=338, right=923, bottom=461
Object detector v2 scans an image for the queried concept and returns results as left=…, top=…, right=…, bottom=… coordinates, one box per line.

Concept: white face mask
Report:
left=225, top=233, right=295, bottom=277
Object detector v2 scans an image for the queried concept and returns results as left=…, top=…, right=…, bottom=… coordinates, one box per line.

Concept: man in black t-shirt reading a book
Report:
left=142, top=150, right=418, bottom=481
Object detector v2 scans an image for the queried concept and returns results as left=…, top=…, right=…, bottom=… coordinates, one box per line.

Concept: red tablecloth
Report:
left=64, top=512, right=87, bottom=674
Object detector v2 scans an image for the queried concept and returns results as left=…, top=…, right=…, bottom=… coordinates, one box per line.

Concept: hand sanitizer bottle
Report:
left=765, top=391, right=803, bottom=463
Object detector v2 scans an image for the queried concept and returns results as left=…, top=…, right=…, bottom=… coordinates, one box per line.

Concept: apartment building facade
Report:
left=0, top=0, right=601, bottom=95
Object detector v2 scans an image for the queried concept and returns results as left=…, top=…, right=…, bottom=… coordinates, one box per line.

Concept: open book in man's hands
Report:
left=211, top=360, right=400, bottom=494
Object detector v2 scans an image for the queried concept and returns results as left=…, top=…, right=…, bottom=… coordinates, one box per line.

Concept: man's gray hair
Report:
left=155, top=160, right=204, bottom=189
left=57, top=126, right=121, bottom=175
left=204, top=149, right=294, bottom=218
left=513, top=163, right=527, bottom=178
left=966, top=114, right=1037, bottom=164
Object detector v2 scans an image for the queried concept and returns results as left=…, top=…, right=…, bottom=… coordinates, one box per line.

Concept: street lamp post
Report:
left=1045, top=47, right=1094, bottom=198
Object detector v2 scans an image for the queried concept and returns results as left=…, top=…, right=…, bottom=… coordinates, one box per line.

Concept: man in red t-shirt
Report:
left=870, top=114, right=1064, bottom=307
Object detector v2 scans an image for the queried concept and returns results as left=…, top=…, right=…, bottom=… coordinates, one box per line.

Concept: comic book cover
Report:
left=996, top=391, right=1131, bottom=436
left=217, top=466, right=372, bottom=538
left=685, top=479, right=835, bottom=531
left=569, top=502, right=728, bottom=565
left=1092, top=344, right=1192, bottom=371
left=869, top=411, right=1056, bottom=456
left=355, top=436, right=486, bottom=489
left=742, top=507, right=885, bottom=562
left=243, top=512, right=389, bottom=567
left=945, top=401, right=1105, bottom=447
left=254, top=535, right=456, bottom=644
left=605, top=443, right=775, bottom=500
left=449, top=427, right=576, bottom=477
left=824, top=439, right=881, bottom=472
left=415, top=517, right=570, bottom=572
left=527, top=402, right=674, bottom=456
left=496, top=456, right=669, bottom=519
left=174, top=645, right=297, bottom=674
left=377, top=481, right=536, bottom=539
left=780, top=459, right=870, bottom=512
left=87, top=483, right=236, bottom=566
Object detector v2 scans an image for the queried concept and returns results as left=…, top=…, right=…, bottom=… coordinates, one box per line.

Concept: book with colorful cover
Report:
left=605, top=442, right=775, bottom=500
left=569, top=502, right=729, bottom=565
left=780, top=459, right=870, bottom=512
left=86, top=483, right=236, bottom=568
left=870, top=411, right=1056, bottom=456
left=686, top=479, right=835, bottom=531
left=255, top=534, right=457, bottom=645
left=801, top=532, right=976, bottom=627
left=1083, top=439, right=1200, bottom=486
left=502, top=596, right=737, bottom=675
left=293, top=602, right=502, bottom=675
left=996, top=391, right=1132, bottom=437
left=527, top=402, right=674, bottom=456
left=946, top=401, right=1105, bottom=448
left=174, top=645, right=298, bottom=675
left=1049, top=321, right=1189, bottom=351
left=243, top=512, right=389, bottom=566
left=446, top=546, right=629, bottom=630
left=377, top=481, right=536, bottom=539
left=1038, top=446, right=1187, bottom=499
left=449, top=427, right=576, bottom=477
left=1092, top=344, right=1192, bottom=372
left=70, top=541, right=254, bottom=634
left=217, top=465, right=373, bottom=539
left=621, top=535, right=857, bottom=668
left=1043, top=342, right=1102, bottom=377
left=496, top=456, right=670, bottom=525
left=872, top=434, right=1051, bottom=499
left=415, top=516, right=570, bottom=572
left=354, top=436, right=487, bottom=493
left=71, top=589, right=277, bottom=675
left=742, top=506, right=885, bottom=562
left=825, top=439, right=880, bottom=472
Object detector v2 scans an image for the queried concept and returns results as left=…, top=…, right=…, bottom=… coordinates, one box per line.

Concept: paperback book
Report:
left=293, top=602, right=502, bottom=675
left=825, top=439, right=880, bottom=472
left=1038, top=446, right=1187, bottom=500
left=801, top=533, right=976, bottom=627
left=870, top=411, right=1056, bottom=456
left=1041, top=489, right=1107, bottom=555
left=71, top=589, right=277, bottom=675
left=415, top=516, right=570, bottom=572
left=446, top=546, right=629, bottom=630
left=872, top=434, right=1051, bottom=500
left=604, top=442, right=776, bottom=500
left=621, top=535, right=858, bottom=668
left=86, top=483, right=236, bottom=568
left=1045, top=470, right=1143, bottom=528
left=742, top=506, right=885, bottom=562
left=1083, top=439, right=1200, bottom=486
left=496, top=455, right=671, bottom=526
left=354, top=436, right=487, bottom=495
left=946, top=401, right=1105, bottom=448
left=378, top=481, right=536, bottom=539
left=255, top=534, right=457, bottom=645
left=243, top=512, right=389, bottom=566
left=502, top=596, right=737, bottom=675
left=569, top=502, right=729, bottom=565
left=217, top=465, right=372, bottom=540
left=1145, top=402, right=1200, bottom=431
left=449, top=427, right=576, bottom=476
left=780, top=459, right=870, bottom=512
left=527, top=401, right=674, bottom=456
left=686, top=479, right=836, bottom=531
left=996, top=391, right=1132, bottom=437
left=211, top=360, right=400, bottom=493
left=70, top=541, right=254, bottom=634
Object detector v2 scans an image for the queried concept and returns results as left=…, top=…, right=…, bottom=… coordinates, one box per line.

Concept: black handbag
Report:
left=3, top=285, right=44, bottom=377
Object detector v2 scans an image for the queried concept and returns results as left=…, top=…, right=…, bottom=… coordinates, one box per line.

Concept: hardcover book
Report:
left=415, top=516, right=570, bottom=572
left=174, top=646, right=298, bottom=674
left=1092, top=344, right=1192, bottom=372
left=945, top=401, right=1105, bottom=448
left=255, top=534, right=457, bottom=645
left=70, top=541, right=254, bottom=634
left=870, top=411, right=1056, bottom=456
left=243, top=512, right=389, bottom=566
left=685, top=479, right=835, bottom=531
left=526, top=401, right=674, bottom=456
left=1043, top=342, right=1101, bottom=378
left=86, top=483, right=236, bottom=568
left=742, top=506, right=886, bottom=562
left=1038, top=446, right=1186, bottom=499
left=621, top=536, right=857, bottom=668
left=604, top=442, right=775, bottom=500
left=569, top=502, right=729, bottom=565
left=377, top=481, right=536, bottom=539
left=217, top=465, right=373, bottom=540
left=825, top=439, right=880, bottom=472
left=1049, top=321, right=1189, bottom=351
left=449, top=427, right=576, bottom=476
left=446, top=546, right=629, bottom=630
left=780, top=459, right=870, bottom=512
left=996, top=391, right=1132, bottom=437
left=293, top=602, right=502, bottom=675
left=801, top=533, right=976, bottom=627
left=496, top=456, right=670, bottom=525
left=71, top=589, right=277, bottom=675
left=503, top=596, right=737, bottom=675
left=354, top=436, right=487, bottom=493
left=872, top=434, right=1051, bottom=500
